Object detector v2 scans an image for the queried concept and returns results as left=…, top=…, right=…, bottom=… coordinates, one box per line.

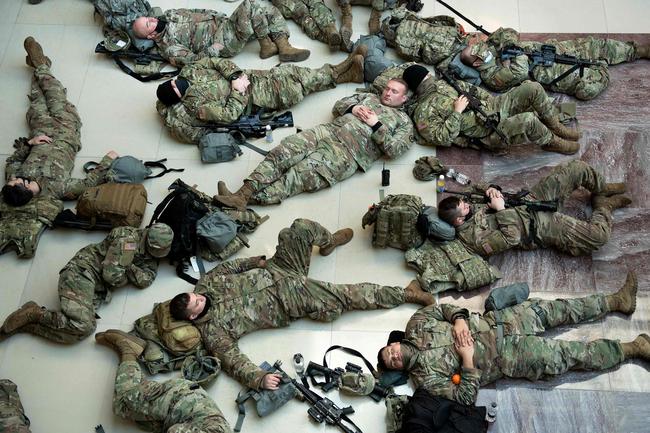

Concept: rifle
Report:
left=435, top=67, right=509, bottom=145
left=445, top=189, right=558, bottom=212
left=435, top=0, right=491, bottom=36
left=273, top=361, right=363, bottom=433
left=501, top=44, right=602, bottom=87
left=94, top=42, right=179, bottom=82
left=208, top=111, right=294, bottom=139
left=306, top=361, right=391, bottom=402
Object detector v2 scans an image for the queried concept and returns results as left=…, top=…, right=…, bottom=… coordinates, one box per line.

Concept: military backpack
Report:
left=362, top=194, right=425, bottom=250
left=76, top=182, right=148, bottom=228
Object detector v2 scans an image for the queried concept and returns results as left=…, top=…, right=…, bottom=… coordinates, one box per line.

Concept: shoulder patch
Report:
left=123, top=242, right=137, bottom=251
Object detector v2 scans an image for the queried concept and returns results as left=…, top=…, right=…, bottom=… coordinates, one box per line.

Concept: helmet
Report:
left=103, top=29, right=131, bottom=52
left=182, top=354, right=221, bottom=385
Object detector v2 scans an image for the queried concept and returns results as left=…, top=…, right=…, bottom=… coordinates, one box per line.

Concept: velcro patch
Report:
left=482, top=242, right=493, bottom=255
left=123, top=242, right=137, bottom=251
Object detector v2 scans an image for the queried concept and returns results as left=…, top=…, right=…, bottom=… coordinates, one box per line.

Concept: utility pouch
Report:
left=199, top=131, right=268, bottom=163
left=484, top=282, right=530, bottom=312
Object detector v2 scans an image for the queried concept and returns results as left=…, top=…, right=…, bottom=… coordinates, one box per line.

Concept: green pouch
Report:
left=484, top=282, right=530, bottom=312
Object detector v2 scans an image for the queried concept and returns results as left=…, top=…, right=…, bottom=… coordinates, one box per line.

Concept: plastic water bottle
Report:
left=265, top=125, right=273, bottom=143
left=486, top=402, right=497, bottom=423
left=446, top=168, right=471, bottom=185
left=436, top=174, right=446, bottom=193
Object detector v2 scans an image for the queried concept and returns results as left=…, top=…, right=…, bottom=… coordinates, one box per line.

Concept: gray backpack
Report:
left=199, top=132, right=268, bottom=163
left=196, top=211, right=238, bottom=253
left=84, top=157, right=184, bottom=184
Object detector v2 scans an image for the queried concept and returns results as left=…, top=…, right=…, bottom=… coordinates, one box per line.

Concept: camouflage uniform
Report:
left=0, top=65, right=111, bottom=258
left=155, top=1, right=290, bottom=66
left=158, top=57, right=337, bottom=144
left=113, top=360, right=230, bottom=433
left=410, top=76, right=559, bottom=152
left=245, top=93, right=415, bottom=205
left=401, top=294, right=624, bottom=405
left=270, top=0, right=336, bottom=45
left=0, top=380, right=31, bottom=433
left=456, top=160, right=613, bottom=257
left=476, top=30, right=638, bottom=100
left=193, top=218, right=407, bottom=389
left=13, top=227, right=162, bottom=343
left=381, top=8, right=468, bottom=66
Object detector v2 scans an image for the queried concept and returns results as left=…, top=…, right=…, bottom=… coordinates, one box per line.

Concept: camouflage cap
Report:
left=145, top=223, right=173, bottom=258
left=181, top=354, right=221, bottom=385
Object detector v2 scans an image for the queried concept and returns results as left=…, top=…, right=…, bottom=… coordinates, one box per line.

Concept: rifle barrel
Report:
left=435, top=0, right=491, bottom=36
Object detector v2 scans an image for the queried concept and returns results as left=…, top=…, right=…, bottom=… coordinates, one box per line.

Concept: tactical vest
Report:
left=362, top=194, right=424, bottom=251
left=405, top=239, right=501, bottom=293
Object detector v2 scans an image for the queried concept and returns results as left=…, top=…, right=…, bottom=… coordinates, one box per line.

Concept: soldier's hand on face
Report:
left=488, top=195, right=506, bottom=211
left=453, top=96, right=470, bottom=113
left=211, top=42, right=224, bottom=52
left=452, top=318, right=473, bottom=347
left=262, top=373, right=282, bottom=390
left=231, top=74, right=250, bottom=94
left=28, top=134, right=53, bottom=145
left=106, top=151, right=119, bottom=160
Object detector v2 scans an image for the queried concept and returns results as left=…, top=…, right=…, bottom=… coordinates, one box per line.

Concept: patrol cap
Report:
left=145, top=223, right=173, bottom=258
left=402, top=64, right=430, bottom=92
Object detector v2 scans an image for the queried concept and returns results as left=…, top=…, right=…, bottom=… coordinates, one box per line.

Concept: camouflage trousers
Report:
left=113, top=361, right=231, bottom=433
left=26, top=64, right=81, bottom=155
left=530, top=160, right=611, bottom=256
left=220, top=0, right=290, bottom=57
left=483, top=81, right=556, bottom=151
left=247, top=124, right=358, bottom=204
left=0, top=379, right=31, bottom=433
left=19, top=264, right=103, bottom=344
left=488, top=293, right=623, bottom=381
left=249, top=63, right=336, bottom=109
left=270, top=0, right=336, bottom=43
left=268, top=218, right=406, bottom=321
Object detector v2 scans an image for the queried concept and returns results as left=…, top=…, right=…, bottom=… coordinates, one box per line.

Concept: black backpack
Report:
left=399, top=389, right=487, bottom=433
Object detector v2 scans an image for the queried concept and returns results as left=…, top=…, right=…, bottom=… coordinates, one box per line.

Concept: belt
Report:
left=531, top=303, right=548, bottom=327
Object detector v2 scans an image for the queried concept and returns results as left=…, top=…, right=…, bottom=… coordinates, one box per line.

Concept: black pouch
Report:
left=484, top=282, right=530, bottom=312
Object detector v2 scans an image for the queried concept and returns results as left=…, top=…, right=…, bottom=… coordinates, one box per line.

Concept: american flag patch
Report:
left=417, top=122, right=427, bottom=130
left=124, top=242, right=137, bottom=251
left=482, top=243, right=493, bottom=254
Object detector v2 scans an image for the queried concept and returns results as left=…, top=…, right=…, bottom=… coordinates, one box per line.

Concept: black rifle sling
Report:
left=111, top=54, right=179, bottom=82
left=143, top=158, right=185, bottom=179
left=322, top=345, right=377, bottom=374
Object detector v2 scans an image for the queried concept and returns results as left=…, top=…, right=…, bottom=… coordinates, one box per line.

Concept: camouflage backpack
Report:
left=362, top=194, right=424, bottom=251
left=405, top=238, right=501, bottom=294
left=0, top=379, right=30, bottom=433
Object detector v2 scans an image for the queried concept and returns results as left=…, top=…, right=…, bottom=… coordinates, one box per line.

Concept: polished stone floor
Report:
left=0, top=1, right=649, bottom=432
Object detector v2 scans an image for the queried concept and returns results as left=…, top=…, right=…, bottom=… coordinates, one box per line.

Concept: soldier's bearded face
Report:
left=381, top=80, right=408, bottom=107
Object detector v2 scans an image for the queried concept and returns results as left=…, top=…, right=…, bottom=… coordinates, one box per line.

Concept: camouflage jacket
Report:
left=330, top=93, right=415, bottom=171
left=408, top=78, right=495, bottom=148
left=155, top=9, right=228, bottom=66
left=0, top=379, right=30, bottom=433
left=192, top=256, right=292, bottom=390
left=63, top=226, right=160, bottom=305
left=382, top=9, right=467, bottom=66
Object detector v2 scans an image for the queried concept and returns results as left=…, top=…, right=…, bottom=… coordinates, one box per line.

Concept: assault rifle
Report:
left=209, top=111, right=294, bottom=138
left=445, top=189, right=558, bottom=212
left=435, top=0, right=491, bottom=36
left=501, top=44, right=602, bottom=86
left=307, top=361, right=391, bottom=402
left=94, top=42, right=179, bottom=82
left=273, top=361, right=363, bottom=433
left=435, top=67, right=509, bottom=145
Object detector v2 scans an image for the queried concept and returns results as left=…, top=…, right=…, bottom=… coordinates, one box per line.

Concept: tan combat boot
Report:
left=352, top=43, right=368, bottom=58
left=1, top=302, right=43, bottom=334
left=600, top=182, right=626, bottom=196
left=24, top=37, right=51, bottom=68
left=213, top=181, right=255, bottom=211
left=621, top=334, right=650, bottom=362
left=217, top=180, right=233, bottom=196
left=368, top=8, right=382, bottom=34
left=591, top=194, right=632, bottom=213
left=95, top=329, right=147, bottom=362
left=606, top=271, right=637, bottom=315
left=273, top=35, right=310, bottom=62
left=543, top=135, right=580, bottom=155
left=404, top=280, right=436, bottom=306
left=332, top=54, right=364, bottom=84
left=339, top=4, right=354, bottom=49
left=544, top=117, right=582, bottom=140
left=320, top=228, right=354, bottom=256
left=635, top=44, right=650, bottom=59
left=324, top=23, right=342, bottom=49
left=258, top=36, right=279, bottom=59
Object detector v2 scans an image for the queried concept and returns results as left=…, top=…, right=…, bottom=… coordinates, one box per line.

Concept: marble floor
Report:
left=0, top=0, right=649, bottom=432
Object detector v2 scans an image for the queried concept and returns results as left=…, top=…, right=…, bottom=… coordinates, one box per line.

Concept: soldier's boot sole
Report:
left=320, top=228, right=354, bottom=256
left=635, top=44, right=650, bottom=59
left=324, top=24, right=342, bottom=49
left=95, top=329, right=146, bottom=358
left=24, top=37, right=50, bottom=67
left=339, top=5, right=353, bottom=49
left=368, top=9, right=382, bottom=34
left=622, top=334, right=650, bottom=362
left=405, top=279, right=436, bottom=306
left=1, top=301, right=42, bottom=334
left=600, top=182, right=626, bottom=196
left=606, top=271, right=637, bottom=315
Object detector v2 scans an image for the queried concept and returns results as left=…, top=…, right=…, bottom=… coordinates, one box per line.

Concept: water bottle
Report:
left=265, top=125, right=273, bottom=143
left=446, top=168, right=471, bottom=185
left=436, top=174, right=446, bottom=193
left=292, top=353, right=305, bottom=376
left=486, top=401, right=497, bottom=423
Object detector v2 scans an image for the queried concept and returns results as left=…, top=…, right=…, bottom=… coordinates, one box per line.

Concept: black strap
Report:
left=230, top=131, right=269, bottom=156
left=111, top=55, right=179, bottom=82
left=143, top=158, right=185, bottom=179
left=322, top=345, right=377, bottom=375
